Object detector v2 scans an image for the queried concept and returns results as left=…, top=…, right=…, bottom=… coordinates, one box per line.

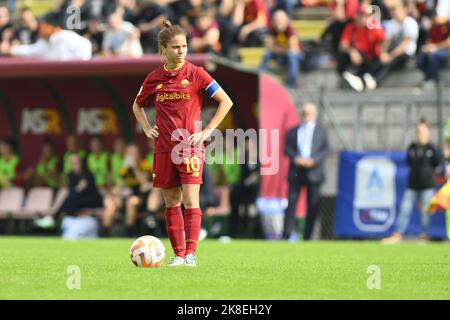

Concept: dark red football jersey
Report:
left=135, top=61, right=218, bottom=154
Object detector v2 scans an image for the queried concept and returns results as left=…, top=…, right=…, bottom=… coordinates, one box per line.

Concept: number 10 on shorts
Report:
left=184, top=155, right=201, bottom=177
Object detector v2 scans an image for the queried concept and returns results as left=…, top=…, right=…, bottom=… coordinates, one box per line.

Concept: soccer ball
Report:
left=130, top=235, right=165, bottom=268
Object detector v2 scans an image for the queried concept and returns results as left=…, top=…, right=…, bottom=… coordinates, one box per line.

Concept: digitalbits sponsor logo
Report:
left=156, top=92, right=191, bottom=103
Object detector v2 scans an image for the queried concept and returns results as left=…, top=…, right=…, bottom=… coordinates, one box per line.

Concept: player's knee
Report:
left=183, top=196, right=199, bottom=209
left=162, top=191, right=182, bottom=208
left=127, top=196, right=140, bottom=207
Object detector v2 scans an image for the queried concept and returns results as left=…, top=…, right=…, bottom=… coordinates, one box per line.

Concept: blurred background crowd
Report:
left=0, top=0, right=448, bottom=88
left=0, top=0, right=449, bottom=241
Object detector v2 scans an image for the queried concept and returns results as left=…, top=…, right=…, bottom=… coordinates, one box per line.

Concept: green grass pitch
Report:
left=0, top=236, right=449, bottom=299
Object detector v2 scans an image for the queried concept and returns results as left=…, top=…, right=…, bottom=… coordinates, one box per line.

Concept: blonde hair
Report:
left=157, top=20, right=187, bottom=54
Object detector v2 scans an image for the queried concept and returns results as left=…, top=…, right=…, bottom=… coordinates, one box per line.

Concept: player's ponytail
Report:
left=157, top=20, right=187, bottom=54
left=162, top=20, right=172, bottom=29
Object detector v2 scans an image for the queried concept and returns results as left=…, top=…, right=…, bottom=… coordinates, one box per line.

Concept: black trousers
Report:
left=55, top=192, right=103, bottom=219
left=367, top=53, right=410, bottom=83
left=283, top=179, right=321, bottom=240
left=337, top=50, right=380, bottom=77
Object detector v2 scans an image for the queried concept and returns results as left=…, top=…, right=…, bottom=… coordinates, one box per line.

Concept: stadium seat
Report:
left=14, top=187, right=53, bottom=219
left=292, top=20, right=327, bottom=40
left=238, top=47, right=266, bottom=68
left=0, top=187, right=25, bottom=218
left=14, top=0, right=56, bottom=17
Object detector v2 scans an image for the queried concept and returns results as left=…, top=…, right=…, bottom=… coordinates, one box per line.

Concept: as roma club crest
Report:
left=181, top=79, right=190, bottom=88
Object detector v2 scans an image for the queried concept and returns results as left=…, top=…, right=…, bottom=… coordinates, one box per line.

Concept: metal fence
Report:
left=288, top=84, right=450, bottom=239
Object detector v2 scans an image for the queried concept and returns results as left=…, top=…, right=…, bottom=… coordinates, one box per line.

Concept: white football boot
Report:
left=165, top=256, right=185, bottom=267
left=184, top=253, right=197, bottom=267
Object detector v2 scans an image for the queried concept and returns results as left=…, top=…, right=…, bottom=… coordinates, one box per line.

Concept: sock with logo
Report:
left=165, top=206, right=185, bottom=257
left=184, top=207, right=202, bottom=255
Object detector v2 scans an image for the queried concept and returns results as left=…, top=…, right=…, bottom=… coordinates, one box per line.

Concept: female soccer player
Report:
left=132, top=20, right=233, bottom=267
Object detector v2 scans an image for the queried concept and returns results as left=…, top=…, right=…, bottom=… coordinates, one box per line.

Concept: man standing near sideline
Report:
left=283, top=103, right=330, bottom=241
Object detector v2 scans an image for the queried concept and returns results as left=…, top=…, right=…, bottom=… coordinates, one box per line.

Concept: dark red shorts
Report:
left=153, top=151, right=204, bottom=188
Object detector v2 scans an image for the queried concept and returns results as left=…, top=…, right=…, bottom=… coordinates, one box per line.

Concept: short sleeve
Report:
left=404, top=18, right=419, bottom=41
left=376, top=28, right=385, bottom=42
left=195, top=67, right=220, bottom=97
left=135, top=74, right=154, bottom=108
left=437, top=0, right=450, bottom=19
left=340, top=24, right=352, bottom=45
left=383, top=20, right=394, bottom=39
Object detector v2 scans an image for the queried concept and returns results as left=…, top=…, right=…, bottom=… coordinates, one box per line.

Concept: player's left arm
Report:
left=189, top=87, right=233, bottom=146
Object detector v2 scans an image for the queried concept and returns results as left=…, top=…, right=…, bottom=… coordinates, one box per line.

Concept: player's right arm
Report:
left=132, top=101, right=159, bottom=140
left=133, top=76, right=159, bottom=140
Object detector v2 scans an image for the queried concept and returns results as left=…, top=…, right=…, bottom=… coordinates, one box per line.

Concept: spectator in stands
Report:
left=337, top=4, right=385, bottom=92
left=416, top=9, right=450, bottom=87
left=121, top=143, right=152, bottom=236
left=232, top=0, right=269, bottom=47
left=87, top=136, right=109, bottom=188
left=101, top=138, right=125, bottom=236
left=321, top=0, right=359, bottom=56
left=0, top=5, right=13, bottom=56
left=0, top=138, right=20, bottom=189
left=102, top=143, right=152, bottom=237
left=81, top=15, right=105, bottom=56
left=110, top=137, right=125, bottom=187
left=35, top=153, right=103, bottom=237
left=408, top=0, right=437, bottom=51
left=87, top=0, right=108, bottom=21
left=177, top=0, right=202, bottom=33
left=382, top=118, right=440, bottom=244
left=216, top=0, right=241, bottom=58
left=102, top=12, right=143, bottom=58
left=267, top=0, right=298, bottom=18
left=436, top=0, right=450, bottom=23
left=190, top=6, right=221, bottom=54
left=364, top=0, right=419, bottom=90
left=260, top=9, right=303, bottom=87
left=283, top=103, right=329, bottom=241
left=5, top=15, right=92, bottom=60
left=12, top=7, right=39, bottom=46
left=103, top=0, right=137, bottom=23
left=134, top=0, right=170, bottom=53
left=229, top=137, right=260, bottom=238
left=24, top=138, right=60, bottom=190
left=63, top=134, right=86, bottom=175
left=145, top=138, right=154, bottom=172
left=144, top=138, right=164, bottom=235
left=207, top=135, right=241, bottom=187
left=198, top=163, right=220, bottom=240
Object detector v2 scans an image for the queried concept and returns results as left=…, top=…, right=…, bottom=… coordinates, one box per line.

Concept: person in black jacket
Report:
left=382, top=118, right=440, bottom=243
left=283, top=102, right=330, bottom=241
left=35, top=154, right=103, bottom=230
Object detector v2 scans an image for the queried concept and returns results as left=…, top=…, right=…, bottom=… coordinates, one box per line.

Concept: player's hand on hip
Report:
left=144, top=125, right=159, bottom=140
left=189, top=128, right=213, bottom=146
